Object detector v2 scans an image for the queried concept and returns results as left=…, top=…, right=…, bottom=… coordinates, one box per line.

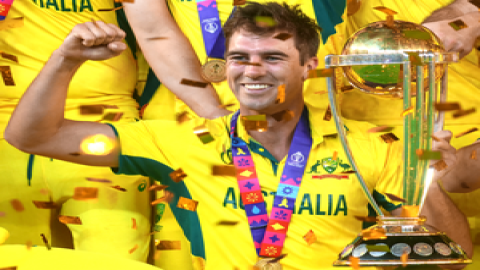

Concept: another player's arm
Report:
left=4, top=22, right=124, bottom=167
left=423, top=0, right=478, bottom=23
left=124, top=0, right=230, bottom=119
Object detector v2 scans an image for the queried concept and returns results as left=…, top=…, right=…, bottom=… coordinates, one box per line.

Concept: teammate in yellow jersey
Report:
left=5, top=3, right=472, bottom=269
left=0, top=0, right=224, bottom=263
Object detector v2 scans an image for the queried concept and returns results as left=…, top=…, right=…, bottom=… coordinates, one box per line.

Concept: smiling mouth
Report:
left=242, top=83, right=274, bottom=91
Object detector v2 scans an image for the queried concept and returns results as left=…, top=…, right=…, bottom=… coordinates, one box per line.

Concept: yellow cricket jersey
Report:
left=0, top=0, right=139, bottom=138
left=341, top=0, right=480, bottom=133
left=142, top=0, right=347, bottom=122
left=109, top=107, right=403, bottom=270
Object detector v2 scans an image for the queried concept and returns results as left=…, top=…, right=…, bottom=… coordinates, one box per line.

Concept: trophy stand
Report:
left=324, top=51, right=471, bottom=267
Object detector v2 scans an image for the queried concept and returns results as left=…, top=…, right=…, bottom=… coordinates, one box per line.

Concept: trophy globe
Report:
left=323, top=19, right=472, bottom=267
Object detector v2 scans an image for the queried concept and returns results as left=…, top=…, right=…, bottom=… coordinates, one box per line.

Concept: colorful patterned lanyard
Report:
left=230, top=108, right=313, bottom=257
left=0, top=0, right=14, bottom=20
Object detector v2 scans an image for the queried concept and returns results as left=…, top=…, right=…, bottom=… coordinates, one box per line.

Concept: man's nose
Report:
left=244, top=56, right=266, bottom=79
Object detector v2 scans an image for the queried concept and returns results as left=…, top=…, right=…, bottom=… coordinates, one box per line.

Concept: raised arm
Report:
left=422, top=0, right=480, bottom=58
left=124, top=0, right=230, bottom=119
left=4, top=22, right=124, bottom=167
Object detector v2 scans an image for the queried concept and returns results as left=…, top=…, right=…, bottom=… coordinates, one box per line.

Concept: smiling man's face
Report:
left=225, top=29, right=316, bottom=113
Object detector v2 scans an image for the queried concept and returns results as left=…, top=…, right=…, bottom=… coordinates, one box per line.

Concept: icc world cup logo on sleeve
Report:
left=287, top=151, right=304, bottom=168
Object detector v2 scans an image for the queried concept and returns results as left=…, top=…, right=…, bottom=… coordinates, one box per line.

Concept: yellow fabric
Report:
left=141, top=0, right=347, bottom=122
left=0, top=245, right=161, bottom=270
left=0, top=0, right=152, bottom=262
left=110, top=108, right=403, bottom=270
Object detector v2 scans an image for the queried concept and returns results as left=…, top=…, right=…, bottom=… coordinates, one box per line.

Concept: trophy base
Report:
left=333, top=216, right=471, bottom=267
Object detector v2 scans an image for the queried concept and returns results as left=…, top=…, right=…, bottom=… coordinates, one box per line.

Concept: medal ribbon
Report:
left=230, top=108, right=313, bottom=257
left=196, top=0, right=229, bottom=59
left=0, top=0, right=14, bottom=20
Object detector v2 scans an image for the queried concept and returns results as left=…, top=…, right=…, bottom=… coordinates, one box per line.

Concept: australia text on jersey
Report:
left=32, top=0, right=93, bottom=12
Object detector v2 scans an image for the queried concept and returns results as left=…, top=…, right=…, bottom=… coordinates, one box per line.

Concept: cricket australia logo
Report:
left=287, top=151, right=305, bottom=168
left=307, top=157, right=351, bottom=174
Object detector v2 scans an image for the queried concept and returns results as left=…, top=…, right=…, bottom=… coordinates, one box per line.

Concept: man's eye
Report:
left=266, top=56, right=280, bottom=61
left=231, top=56, right=247, bottom=61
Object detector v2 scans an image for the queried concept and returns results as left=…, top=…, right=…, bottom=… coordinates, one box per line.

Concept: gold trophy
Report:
left=325, top=20, right=472, bottom=267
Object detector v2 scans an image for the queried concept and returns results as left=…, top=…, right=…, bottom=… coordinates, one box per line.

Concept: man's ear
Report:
left=303, top=57, right=319, bottom=80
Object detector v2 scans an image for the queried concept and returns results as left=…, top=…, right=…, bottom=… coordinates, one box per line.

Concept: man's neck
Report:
left=241, top=102, right=305, bottom=161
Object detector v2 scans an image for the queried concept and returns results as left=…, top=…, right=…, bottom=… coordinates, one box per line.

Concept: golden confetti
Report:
left=454, top=127, right=478, bottom=138
left=233, top=0, right=246, bottom=6
left=129, top=244, right=139, bottom=254
left=86, top=177, right=112, bottom=183
left=169, top=168, right=187, bottom=183
left=434, top=102, right=461, bottom=111
left=212, top=165, right=237, bottom=176
left=40, top=233, right=51, bottom=250
left=271, top=110, right=294, bottom=122
left=332, top=151, right=338, bottom=161
left=32, top=201, right=57, bottom=209
left=0, top=267, right=17, bottom=270
left=273, top=33, right=292, bottom=41
left=0, top=52, right=18, bottom=63
left=98, top=5, right=124, bottom=11
left=303, top=230, right=317, bottom=245
left=194, top=124, right=215, bottom=144
left=268, top=253, right=288, bottom=263
left=26, top=241, right=32, bottom=250
left=368, top=126, right=394, bottom=133
left=151, top=191, right=174, bottom=205
left=80, top=134, right=116, bottom=155
left=59, top=215, right=82, bottom=225
left=157, top=240, right=181, bottom=250
left=176, top=111, right=190, bottom=124
left=431, top=134, right=441, bottom=142
left=111, top=185, right=127, bottom=192
left=354, top=216, right=378, bottom=223
left=0, top=17, right=24, bottom=31
left=433, top=160, right=448, bottom=171
left=452, top=108, right=476, bottom=118
left=216, top=220, right=239, bottom=226
left=307, top=68, right=334, bottom=79
left=349, top=256, right=360, bottom=270
left=400, top=205, right=419, bottom=217
left=79, top=105, right=104, bottom=115
left=314, top=90, right=328, bottom=95
left=361, top=227, right=387, bottom=241
left=132, top=218, right=137, bottom=230
left=416, top=149, right=442, bottom=160
left=0, top=66, right=15, bottom=86
left=177, top=196, right=198, bottom=212
left=373, top=6, right=398, bottom=16
left=102, top=112, right=123, bottom=121
left=149, top=184, right=169, bottom=191
left=406, top=52, right=422, bottom=66
left=180, top=78, right=208, bottom=88
left=471, top=150, right=477, bottom=160
left=380, top=133, right=399, bottom=143
left=255, top=16, right=276, bottom=28
left=341, top=85, right=355, bottom=93
left=386, top=15, right=394, bottom=27
left=73, top=187, right=98, bottom=200
left=384, top=193, right=407, bottom=203
left=10, top=199, right=24, bottom=212
left=323, top=105, right=332, bottom=121
left=449, top=19, right=468, bottom=31
left=275, top=84, right=286, bottom=104
left=401, top=106, right=414, bottom=117
left=401, top=250, right=408, bottom=266
left=341, top=170, right=356, bottom=174
left=241, top=115, right=268, bottom=132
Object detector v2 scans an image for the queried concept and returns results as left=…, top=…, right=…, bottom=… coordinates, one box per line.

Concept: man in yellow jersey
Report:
left=5, top=3, right=472, bottom=269
left=0, top=0, right=223, bottom=262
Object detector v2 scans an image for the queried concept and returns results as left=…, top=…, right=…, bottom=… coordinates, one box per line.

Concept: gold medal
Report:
left=201, top=59, right=226, bottom=83
left=254, top=258, right=283, bottom=270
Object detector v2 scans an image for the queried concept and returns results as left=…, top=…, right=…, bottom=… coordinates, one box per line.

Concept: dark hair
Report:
left=223, top=2, right=321, bottom=65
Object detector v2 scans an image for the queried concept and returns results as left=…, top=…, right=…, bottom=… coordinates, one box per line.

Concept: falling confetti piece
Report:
left=40, top=233, right=51, bottom=250
left=400, top=205, right=419, bottom=217
left=323, top=105, right=332, bottom=121
left=271, top=110, right=294, bottom=122
left=303, top=230, right=316, bottom=245
left=216, top=220, right=239, bottom=226
left=401, top=106, right=414, bottom=117
left=151, top=191, right=174, bottom=205
left=102, top=112, right=123, bottom=121
left=340, top=170, right=356, bottom=174
left=354, top=216, right=377, bottom=222
left=366, top=245, right=390, bottom=252
left=149, top=184, right=169, bottom=191
left=10, top=199, right=24, bottom=212
left=307, top=68, right=334, bottom=79
left=341, top=85, right=355, bottom=93
left=273, top=33, right=292, bottom=41
left=157, top=240, right=181, bottom=250
left=314, top=90, right=328, bottom=95
left=212, top=165, right=237, bottom=176
left=194, top=124, right=215, bottom=144
left=241, top=115, right=268, bottom=132
left=406, top=52, right=422, bottom=66
left=452, top=108, right=476, bottom=118
left=176, top=111, right=190, bottom=124
left=32, top=201, right=57, bottom=209
left=255, top=16, right=276, bottom=27
left=268, top=253, right=288, bottom=263
left=132, top=218, right=137, bottom=230
left=58, top=215, right=82, bottom=225
left=177, top=196, right=198, bottom=212
left=433, top=160, right=448, bottom=171
left=471, top=150, right=477, bottom=160
left=0, top=66, right=15, bottom=86
left=26, top=241, right=32, bottom=250
left=233, top=0, right=246, bottom=6
left=0, top=267, right=17, bottom=270
left=367, top=126, right=394, bottom=133
left=415, top=149, right=443, bottom=160
left=384, top=193, right=407, bottom=203
left=79, top=105, right=104, bottom=115
left=111, top=185, right=127, bottom=192
left=386, top=15, right=394, bottom=27
left=380, top=133, right=399, bottom=143
left=431, top=135, right=441, bottom=142
left=434, top=102, right=461, bottom=111
left=86, top=177, right=112, bottom=184
left=275, top=85, right=286, bottom=104
left=454, top=127, right=478, bottom=138
left=373, top=6, right=397, bottom=15
left=401, top=250, right=408, bottom=266
left=0, top=17, right=24, bottom=31
left=0, top=52, right=18, bottom=63
left=98, top=5, right=124, bottom=11
left=332, top=151, right=338, bottom=161
left=129, top=244, right=139, bottom=254
left=449, top=19, right=468, bottom=31
left=73, top=187, right=98, bottom=200
left=169, top=168, right=187, bottom=183
left=180, top=78, right=208, bottom=88
left=350, top=256, right=360, bottom=269
left=361, top=227, right=387, bottom=241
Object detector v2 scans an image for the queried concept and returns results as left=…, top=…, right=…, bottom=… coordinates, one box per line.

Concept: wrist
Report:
left=51, top=49, right=85, bottom=71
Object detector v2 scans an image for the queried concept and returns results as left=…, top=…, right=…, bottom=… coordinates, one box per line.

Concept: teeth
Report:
left=244, top=84, right=270, bottom=89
